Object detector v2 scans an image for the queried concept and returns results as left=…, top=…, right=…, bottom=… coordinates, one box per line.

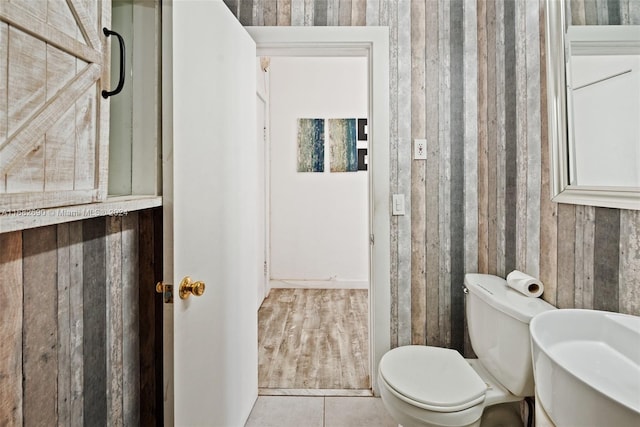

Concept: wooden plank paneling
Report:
left=57, top=223, right=73, bottom=425
left=0, top=231, right=23, bottom=426
left=314, top=0, right=328, bottom=25
left=386, top=0, right=404, bottom=347
left=449, top=0, right=466, bottom=353
left=106, top=216, right=124, bottom=427
left=410, top=0, right=426, bottom=346
left=538, top=0, right=558, bottom=307
left=462, top=0, right=478, bottom=280
left=352, top=0, right=366, bottom=26
left=557, top=205, right=576, bottom=308
left=571, top=0, right=587, bottom=24
left=138, top=210, right=158, bottom=425
left=53, top=220, right=83, bottom=427
left=486, top=0, right=498, bottom=276
left=277, top=0, right=291, bottom=25
left=326, top=0, right=339, bottom=25
left=619, top=210, right=640, bottom=315
left=503, top=0, right=517, bottom=274
left=525, top=0, right=541, bottom=276
left=0, top=22, right=8, bottom=193
left=339, top=0, right=352, bottom=26
left=291, top=0, right=304, bottom=25
left=424, top=0, right=440, bottom=347
left=582, top=206, right=595, bottom=308
left=574, top=206, right=596, bottom=309
left=122, top=213, right=140, bottom=426
left=438, top=0, right=452, bottom=349
left=495, top=0, right=507, bottom=278
left=397, top=0, right=413, bottom=348
left=627, top=0, right=638, bottom=23
left=0, top=207, right=160, bottom=425
left=365, top=0, right=379, bottom=25
left=22, top=226, right=58, bottom=426
left=69, top=220, right=85, bottom=425
left=239, top=0, right=253, bottom=26
left=264, top=0, right=277, bottom=25
left=151, top=207, right=164, bottom=422
left=463, top=0, right=479, bottom=357
left=593, top=208, right=620, bottom=312
left=514, top=0, right=528, bottom=272
left=83, top=217, right=107, bottom=426
left=254, top=0, right=265, bottom=26
left=477, top=0, right=489, bottom=276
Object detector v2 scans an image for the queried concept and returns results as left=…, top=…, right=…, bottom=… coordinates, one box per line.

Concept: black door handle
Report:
left=102, top=27, right=126, bottom=98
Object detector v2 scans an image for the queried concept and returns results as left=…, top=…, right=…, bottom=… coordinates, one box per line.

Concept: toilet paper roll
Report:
left=506, top=270, right=544, bottom=298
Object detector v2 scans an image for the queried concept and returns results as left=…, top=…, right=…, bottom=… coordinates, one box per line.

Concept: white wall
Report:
left=269, top=56, right=368, bottom=287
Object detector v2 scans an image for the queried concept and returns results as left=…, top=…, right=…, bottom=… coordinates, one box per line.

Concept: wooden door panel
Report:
left=0, top=0, right=110, bottom=210
left=44, top=107, right=76, bottom=191
left=75, top=84, right=99, bottom=190
left=7, top=26, right=46, bottom=137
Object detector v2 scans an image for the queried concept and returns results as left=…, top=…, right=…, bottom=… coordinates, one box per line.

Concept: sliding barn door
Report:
left=0, top=0, right=111, bottom=211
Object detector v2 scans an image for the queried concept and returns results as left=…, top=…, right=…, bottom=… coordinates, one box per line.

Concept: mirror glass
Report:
left=545, top=0, right=640, bottom=209
left=566, top=26, right=640, bottom=188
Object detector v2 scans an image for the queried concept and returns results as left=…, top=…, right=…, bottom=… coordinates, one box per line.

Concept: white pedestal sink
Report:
left=530, top=309, right=640, bottom=427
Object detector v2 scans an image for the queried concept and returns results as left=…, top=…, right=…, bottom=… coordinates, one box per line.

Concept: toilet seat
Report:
left=379, top=346, right=488, bottom=413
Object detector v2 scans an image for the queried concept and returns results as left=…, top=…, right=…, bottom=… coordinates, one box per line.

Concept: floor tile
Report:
left=324, top=397, right=398, bottom=427
left=244, top=396, right=324, bottom=427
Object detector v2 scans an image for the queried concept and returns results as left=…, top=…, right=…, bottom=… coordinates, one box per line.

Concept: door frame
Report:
left=247, top=26, right=390, bottom=395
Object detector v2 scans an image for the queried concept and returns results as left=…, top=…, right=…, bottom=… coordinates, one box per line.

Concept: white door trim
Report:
left=246, top=26, right=391, bottom=395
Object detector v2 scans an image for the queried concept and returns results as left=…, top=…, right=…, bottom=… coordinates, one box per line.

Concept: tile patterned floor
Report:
left=245, top=396, right=397, bottom=427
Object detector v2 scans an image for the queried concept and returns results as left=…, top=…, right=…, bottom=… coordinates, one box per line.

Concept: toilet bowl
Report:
left=378, top=348, right=522, bottom=427
left=378, top=274, right=555, bottom=427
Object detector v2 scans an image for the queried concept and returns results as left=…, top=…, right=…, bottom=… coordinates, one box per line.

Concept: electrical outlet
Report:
left=414, top=139, right=427, bottom=160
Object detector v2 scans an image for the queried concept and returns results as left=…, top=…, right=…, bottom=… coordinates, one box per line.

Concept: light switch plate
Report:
left=414, top=139, right=427, bottom=160
left=392, top=194, right=405, bottom=216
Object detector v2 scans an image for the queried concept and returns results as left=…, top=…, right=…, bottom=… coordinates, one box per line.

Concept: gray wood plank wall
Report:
left=227, top=0, right=640, bottom=353
left=0, top=207, right=163, bottom=426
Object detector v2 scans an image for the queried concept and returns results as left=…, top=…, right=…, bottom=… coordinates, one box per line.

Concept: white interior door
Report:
left=256, top=93, right=267, bottom=309
left=170, top=1, right=257, bottom=425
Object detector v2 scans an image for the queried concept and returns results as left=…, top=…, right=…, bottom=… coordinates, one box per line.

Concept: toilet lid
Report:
left=379, top=346, right=487, bottom=412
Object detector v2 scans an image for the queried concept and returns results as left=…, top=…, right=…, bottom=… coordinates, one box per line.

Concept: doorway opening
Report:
left=248, top=26, right=390, bottom=396
left=257, top=56, right=370, bottom=394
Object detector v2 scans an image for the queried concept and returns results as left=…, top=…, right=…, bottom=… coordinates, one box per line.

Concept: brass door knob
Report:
left=179, top=276, right=206, bottom=299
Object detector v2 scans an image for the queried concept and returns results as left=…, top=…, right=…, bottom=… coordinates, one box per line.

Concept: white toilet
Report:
left=378, top=273, right=556, bottom=427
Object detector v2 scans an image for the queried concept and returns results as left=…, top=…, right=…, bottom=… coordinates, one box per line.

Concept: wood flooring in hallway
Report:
left=258, top=288, right=369, bottom=392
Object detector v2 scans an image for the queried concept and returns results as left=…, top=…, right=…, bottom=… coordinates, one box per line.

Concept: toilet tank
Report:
left=464, top=273, right=556, bottom=397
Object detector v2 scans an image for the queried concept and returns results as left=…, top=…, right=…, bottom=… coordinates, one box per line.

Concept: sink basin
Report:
left=530, top=309, right=640, bottom=427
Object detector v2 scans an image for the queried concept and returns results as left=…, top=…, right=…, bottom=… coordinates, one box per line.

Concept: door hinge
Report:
left=370, top=234, right=375, bottom=245
left=263, top=127, right=267, bottom=142
left=263, top=261, right=268, bottom=276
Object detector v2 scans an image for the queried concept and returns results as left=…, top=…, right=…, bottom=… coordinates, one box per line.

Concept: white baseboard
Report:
left=269, top=279, right=369, bottom=289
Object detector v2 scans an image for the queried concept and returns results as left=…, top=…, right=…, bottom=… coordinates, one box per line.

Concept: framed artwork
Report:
left=297, top=118, right=325, bottom=172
